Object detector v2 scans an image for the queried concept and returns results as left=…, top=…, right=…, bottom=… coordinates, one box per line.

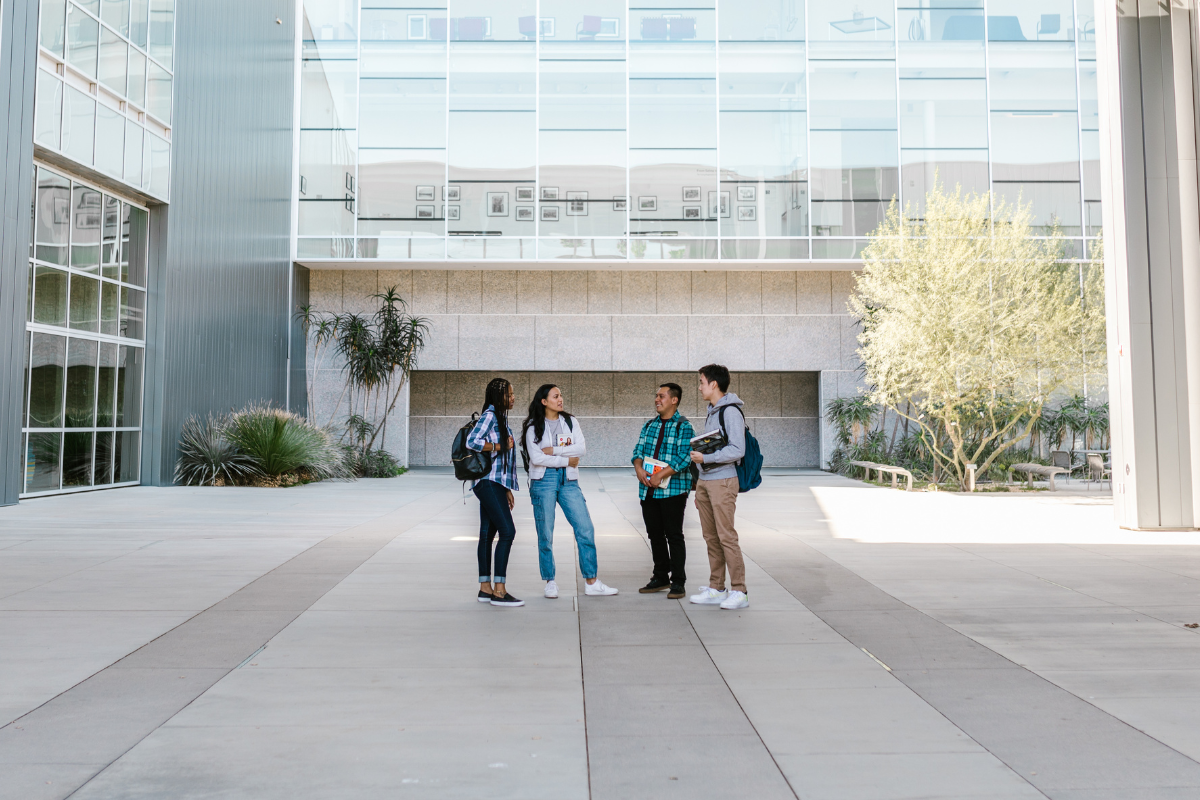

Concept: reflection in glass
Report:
left=986, top=0, right=1074, bottom=42
left=66, top=338, right=98, bottom=427
left=96, top=103, right=126, bottom=177
left=115, top=431, right=140, bottom=482
left=116, top=345, right=143, bottom=428
left=124, top=205, right=149, bottom=286
left=302, top=58, right=358, bottom=128
left=300, top=129, right=358, bottom=201
left=97, top=342, right=117, bottom=426
left=358, top=150, right=446, bottom=237
left=130, top=0, right=149, bottom=47
left=26, top=433, right=62, bottom=493
left=36, top=169, right=71, bottom=265
left=42, top=0, right=68, bottom=56
left=69, top=274, right=101, bottom=332
left=101, top=281, right=120, bottom=335
left=720, top=0, right=805, bottom=41
left=99, top=27, right=129, bottom=95
left=304, top=0, right=359, bottom=42
left=94, top=431, right=115, bottom=485
left=899, top=8, right=983, bottom=42
left=128, top=48, right=147, bottom=106
left=103, top=0, right=131, bottom=36
left=35, top=71, right=64, bottom=149
left=63, top=432, right=95, bottom=487
left=68, top=4, right=100, bottom=78
left=29, top=333, right=67, bottom=428
left=808, top=0, right=894, bottom=43
left=102, top=195, right=120, bottom=275
left=901, top=150, right=989, bottom=218
left=149, top=0, right=175, bottom=70
left=147, top=61, right=172, bottom=123
left=147, top=133, right=170, bottom=197
left=124, top=120, right=144, bottom=185
left=360, top=77, right=444, bottom=148
left=34, top=267, right=69, bottom=327
left=71, top=184, right=103, bottom=271
left=898, top=78, right=987, bottom=149
left=120, top=287, right=145, bottom=339
left=63, top=86, right=97, bottom=166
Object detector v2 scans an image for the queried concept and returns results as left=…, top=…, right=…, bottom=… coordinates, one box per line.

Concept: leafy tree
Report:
left=850, top=183, right=1105, bottom=489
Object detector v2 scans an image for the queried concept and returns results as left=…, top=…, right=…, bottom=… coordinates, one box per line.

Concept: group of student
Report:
left=464, top=364, right=750, bottom=610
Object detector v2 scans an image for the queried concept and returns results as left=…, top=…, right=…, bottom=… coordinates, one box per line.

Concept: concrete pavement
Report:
left=2, top=469, right=1200, bottom=799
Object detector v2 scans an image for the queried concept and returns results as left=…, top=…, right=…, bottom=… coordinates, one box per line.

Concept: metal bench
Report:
left=849, top=460, right=913, bottom=491
left=1007, top=462, right=1068, bottom=491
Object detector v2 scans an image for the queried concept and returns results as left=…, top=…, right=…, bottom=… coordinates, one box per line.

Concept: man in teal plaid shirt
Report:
left=631, top=383, right=695, bottom=599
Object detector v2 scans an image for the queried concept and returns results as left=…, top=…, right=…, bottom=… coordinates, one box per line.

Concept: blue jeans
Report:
left=473, top=479, right=515, bottom=584
left=529, top=469, right=598, bottom=581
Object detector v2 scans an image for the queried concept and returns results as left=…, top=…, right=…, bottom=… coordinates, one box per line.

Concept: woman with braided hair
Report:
left=465, top=377, right=524, bottom=607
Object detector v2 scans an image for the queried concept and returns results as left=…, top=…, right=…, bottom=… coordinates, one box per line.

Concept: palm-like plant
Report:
left=226, top=404, right=350, bottom=480
left=175, top=413, right=261, bottom=486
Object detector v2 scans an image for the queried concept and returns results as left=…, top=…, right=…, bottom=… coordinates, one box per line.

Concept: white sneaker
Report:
left=544, top=580, right=559, bottom=599
left=689, top=586, right=728, bottom=605
left=584, top=579, right=619, bottom=596
left=720, top=590, right=749, bottom=610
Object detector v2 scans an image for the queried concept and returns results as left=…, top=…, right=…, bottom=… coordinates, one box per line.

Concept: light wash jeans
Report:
left=529, top=468, right=598, bottom=581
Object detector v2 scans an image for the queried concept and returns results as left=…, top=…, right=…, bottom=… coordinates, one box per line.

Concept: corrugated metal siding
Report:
left=0, top=0, right=40, bottom=505
left=142, top=0, right=297, bottom=485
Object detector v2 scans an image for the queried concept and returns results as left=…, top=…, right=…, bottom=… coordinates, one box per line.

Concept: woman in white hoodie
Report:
left=521, top=384, right=618, bottom=599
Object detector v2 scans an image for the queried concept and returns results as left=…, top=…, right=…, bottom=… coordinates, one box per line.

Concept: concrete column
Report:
left=1096, top=0, right=1200, bottom=528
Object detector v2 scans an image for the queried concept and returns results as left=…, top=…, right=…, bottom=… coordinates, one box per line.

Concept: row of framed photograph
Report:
left=402, top=203, right=758, bottom=222
left=416, top=186, right=762, bottom=204
left=416, top=189, right=759, bottom=220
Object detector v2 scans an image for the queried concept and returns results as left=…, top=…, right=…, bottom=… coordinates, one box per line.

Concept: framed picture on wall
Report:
left=444, top=186, right=460, bottom=200
left=737, top=186, right=756, bottom=202
left=682, top=186, right=701, bottom=202
left=613, top=196, right=627, bottom=211
left=516, top=186, right=534, bottom=201
left=738, top=205, right=756, bottom=221
left=596, top=17, right=620, bottom=38
left=638, top=196, right=657, bottom=211
left=408, top=14, right=427, bottom=39
left=416, top=205, right=435, bottom=219
left=683, top=205, right=702, bottom=220
left=566, top=191, right=588, bottom=215
left=487, top=192, right=509, bottom=216
left=708, top=191, right=730, bottom=217
left=446, top=205, right=460, bottom=220
left=541, top=187, right=559, bottom=200
left=541, top=206, right=560, bottom=221
left=516, top=205, right=534, bottom=221
left=417, top=185, right=435, bottom=201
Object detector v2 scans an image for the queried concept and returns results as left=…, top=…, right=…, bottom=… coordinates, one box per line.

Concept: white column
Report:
left=1096, top=0, right=1200, bottom=528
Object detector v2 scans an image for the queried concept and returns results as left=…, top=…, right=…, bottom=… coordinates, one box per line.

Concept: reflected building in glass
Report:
left=295, top=0, right=1100, bottom=263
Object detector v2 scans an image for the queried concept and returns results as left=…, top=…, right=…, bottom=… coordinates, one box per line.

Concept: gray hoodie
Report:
left=698, top=392, right=745, bottom=481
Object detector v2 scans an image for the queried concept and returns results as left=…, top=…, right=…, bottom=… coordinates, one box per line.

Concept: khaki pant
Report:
left=695, top=477, right=745, bottom=593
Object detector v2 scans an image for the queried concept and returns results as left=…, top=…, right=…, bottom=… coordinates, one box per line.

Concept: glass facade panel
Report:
left=294, top=0, right=1100, bottom=260
left=99, top=27, right=129, bottom=94
left=149, top=0, right=175, bottom=70
left=63, top=86, right=96, bottom=166
left=43, top=0, right=69, bottom=56
left=147, top=61, right=172, bottom=124
left=26, top=433, right=63, bottom=493
left=128, top=48, right=148, bottom=106
left=103, top=0, right=131, bottom=37
left=35, top=71, right=64, bottom=149
left=71, top=184, right=103, bottom=271
left=29, top=333, right=66, bottom=428
left=96, top=103, right=126, bottom=177
left=66, top=338, right=98, bottom=427
left=68, top=3, right=100, bottom=77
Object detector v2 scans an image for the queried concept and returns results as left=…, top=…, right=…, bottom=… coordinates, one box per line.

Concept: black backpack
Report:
left=451, top=413, right=492, bottom=481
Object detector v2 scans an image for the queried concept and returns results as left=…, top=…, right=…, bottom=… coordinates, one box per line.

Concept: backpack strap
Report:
left=717, top=406, right=744, bottom=466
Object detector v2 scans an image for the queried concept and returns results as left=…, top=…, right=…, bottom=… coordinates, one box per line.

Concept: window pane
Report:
left=100, top=280, right=120, bottom=335
left=102, top=0, right=131, bottom=36
left=302, top=58, right=359, bottom=128
left=990, top=111, right=1079, bottom=181
left=71, top=184, right=103, bottom=271
left=124, top=120, right=144, bottom=185
left=69, top=274, right=101, bottom=332
left=128, top=48, right=147, bottom=106
left=130, top=0, right=149, bottom=47
left=35, top=70, right=64, bottom=149
left=77, top=0, right=99, bottom=14
left=35, top=168, right=71, bottom=265
left=451, top=0, right=535, bottom=41
left=300, top=129, right=357, bottom=199
left=304, top=0, right=359, bottom=42
left=539, top=0, right=625, bottom=43
left=630, top=78, right=716, bottom=149
left=34, top=266, right=69, bottom=326
left=99, top=27, right=128, bottom=95
left=66, top=338, right=98, bottom=427
left=720, top=0, right=804, bottom=41
left=29, top=333, right=67, bottom=428
left=901, top=149, right=989, bottom=217
left=96, top=103, right=126, bottom=177
left=809, top=0, right=894, bottom=45
left=149, top=0, right=174, bottom=70
left=42, top=0, right=68, bottom=56
left=94, top=431, right=115, bottom=485
left=97, top=342, right=118, bottom=425
left=986, top=0, right=1073, bottom=42
left=119, top=287, right=145, bottom=338
left=898, top=78, right=987, bottom=148
left=115, top=430, right=140, bottom=482
left=357, top=149, right=446, bottom=237
left=26, top=433, right=63, bottom=493
left=147, top=61, right=172, bottom=123
left=68, top=3, right=100, bottom=78
left=102, top=195, right=120, bottom=275
left=116, top=345, right=143, bottom=427
left=123, top=205, right=149, bottom=286
left=630, top=149, right=718, bottom=236
left=63, top=86, right=96, bottom=166
left=147, top=133, right=170, bottom=198
left=359, top=77, right=444, bottom=148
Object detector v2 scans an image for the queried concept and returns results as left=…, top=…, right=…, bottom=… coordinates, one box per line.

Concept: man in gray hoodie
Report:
left=688, top=363, right=749, bottom=610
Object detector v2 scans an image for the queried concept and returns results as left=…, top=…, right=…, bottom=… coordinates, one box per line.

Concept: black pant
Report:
left=641, top=494, right=688, bottom=584
left=474, top=479, right=516, bottom=583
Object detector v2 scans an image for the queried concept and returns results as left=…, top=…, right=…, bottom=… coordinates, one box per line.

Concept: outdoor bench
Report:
left=1007, top=463, right=1068, bottom=491
left=849, top=460, right=913, bottom=491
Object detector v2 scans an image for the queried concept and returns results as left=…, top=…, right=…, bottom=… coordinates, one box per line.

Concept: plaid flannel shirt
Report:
left=631, top=412, right=696, bottom=500
left=466, top=406, right=520, bottom=491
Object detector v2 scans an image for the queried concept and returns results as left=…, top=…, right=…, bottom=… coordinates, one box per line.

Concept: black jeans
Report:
left=641, top=493, right=688, bottom=584
left=474, top=479, right=516, bottom=584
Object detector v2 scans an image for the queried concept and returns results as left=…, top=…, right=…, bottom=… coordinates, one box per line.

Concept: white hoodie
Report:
left=525, top=416, right=587, bottom=481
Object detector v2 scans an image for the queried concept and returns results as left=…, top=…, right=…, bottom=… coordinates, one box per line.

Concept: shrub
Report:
left=225, top=404, right=351, bottom=481
left=346, top=446, right=407, bottom=478
left=175, top=413, right=261, bottom=486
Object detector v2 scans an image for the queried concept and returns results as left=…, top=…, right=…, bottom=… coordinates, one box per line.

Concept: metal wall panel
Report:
left=141, top=0, right=297, bottom=485
left=0, top=0, right=40, bottom=505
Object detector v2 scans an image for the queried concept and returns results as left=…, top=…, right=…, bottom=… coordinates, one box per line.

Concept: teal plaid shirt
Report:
left=631, top=412, right=696, bottom=500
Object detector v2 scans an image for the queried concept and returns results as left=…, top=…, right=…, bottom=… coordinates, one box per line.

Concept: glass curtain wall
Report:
left=23, top=165, right=148, bottom=496
left=296, top=0, right=1100, bottom=261
left=34, top=0, right=175, bottom=200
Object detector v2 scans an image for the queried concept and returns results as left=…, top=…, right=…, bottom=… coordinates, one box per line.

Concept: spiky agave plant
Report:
left=225, top=403, right=352, bottom=481
left=175, top=413, right=261, bottom=486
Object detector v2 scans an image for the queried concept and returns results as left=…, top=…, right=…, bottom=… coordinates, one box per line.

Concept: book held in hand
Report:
left=690, top=429, right=726, bottom=455
left=642, top=457, right=672, bottom=490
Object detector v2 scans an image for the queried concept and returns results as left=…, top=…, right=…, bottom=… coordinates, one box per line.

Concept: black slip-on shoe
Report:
left=639, top=578, right=671, bottom=593
left=477, top=590, right=494, bottom=603
left=667, top=585, right=686, bottom=599
left=490, top=593, right=525, bottom=607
